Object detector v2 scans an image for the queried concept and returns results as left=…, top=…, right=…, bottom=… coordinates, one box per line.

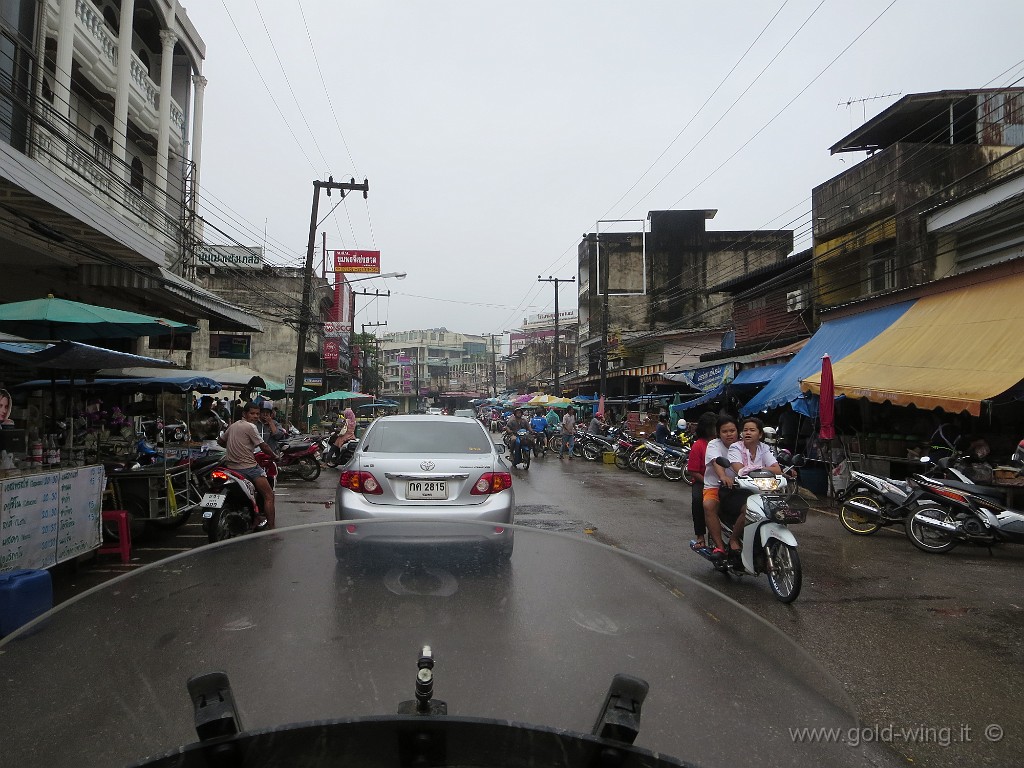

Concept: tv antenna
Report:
left=837, top=92, right=901, bottom=126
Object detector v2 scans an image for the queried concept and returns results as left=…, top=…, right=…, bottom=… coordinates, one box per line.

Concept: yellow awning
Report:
left=802, top=272, right=1024, bottom=416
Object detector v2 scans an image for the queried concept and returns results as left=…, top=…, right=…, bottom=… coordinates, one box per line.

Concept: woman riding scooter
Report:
left=724, top=417, right=783, bottom=555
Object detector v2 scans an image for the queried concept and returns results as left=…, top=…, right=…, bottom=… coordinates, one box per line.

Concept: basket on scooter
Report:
left=775, top=502, right=807, bottom=524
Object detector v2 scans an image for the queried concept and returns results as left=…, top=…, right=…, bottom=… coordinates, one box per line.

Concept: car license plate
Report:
left=407, top=481, right=448, bottom=500
left=200, top=493, right=227, bottom=509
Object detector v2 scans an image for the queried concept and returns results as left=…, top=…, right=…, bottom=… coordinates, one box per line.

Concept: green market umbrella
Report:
left=0, top=296, right=196, bottom=341
left=309, top=390, right=373, bottom=402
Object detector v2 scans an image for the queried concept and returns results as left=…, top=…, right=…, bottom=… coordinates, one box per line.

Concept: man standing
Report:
left=559, top=406, right=577, bottom=459
left=218, top=401, right=280, bottom=529
left=256, top=401, right=288, bottom=453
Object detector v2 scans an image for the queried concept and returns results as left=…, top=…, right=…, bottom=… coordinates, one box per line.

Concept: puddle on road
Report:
left=514, top=505, right=594, bottom=534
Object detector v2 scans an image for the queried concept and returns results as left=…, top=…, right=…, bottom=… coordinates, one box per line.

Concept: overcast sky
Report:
left=182, top=0, right=1024, bottom=336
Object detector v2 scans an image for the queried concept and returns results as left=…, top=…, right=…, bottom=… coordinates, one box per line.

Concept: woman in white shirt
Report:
left=702, top=416, right=740, bottom=557
left=724, top=417, right=782, bottom=553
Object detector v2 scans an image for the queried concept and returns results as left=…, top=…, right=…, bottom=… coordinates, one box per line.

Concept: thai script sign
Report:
left=333, top=249, right=381, bottom=274
left=196, top=245, right=264, bottom=270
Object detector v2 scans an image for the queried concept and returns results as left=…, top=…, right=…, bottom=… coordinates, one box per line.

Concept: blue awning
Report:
left=668, top=385, right=727, bottom=422
left=0, top=339, right=174, bottom=370
left=740, top=301, right=915, bottom=416
left=732, top=363, right=786, bottom=387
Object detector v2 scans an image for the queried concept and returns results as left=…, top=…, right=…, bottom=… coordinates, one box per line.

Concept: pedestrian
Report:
left=686, top=412, right=718, bottom=551
left=255, top=400, right=288, bottom=453
left=559, top=406, right=577, bottom=459
left=217, top=400, right=280, bottom=529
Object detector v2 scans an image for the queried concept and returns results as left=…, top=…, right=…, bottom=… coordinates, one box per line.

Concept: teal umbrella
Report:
left=0, top=296, right=196, bottom=341
left=309, top=390, right=373, bottom=402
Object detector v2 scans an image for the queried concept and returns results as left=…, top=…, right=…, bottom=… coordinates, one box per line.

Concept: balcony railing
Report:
left=71, top=0, right=186, bottom=144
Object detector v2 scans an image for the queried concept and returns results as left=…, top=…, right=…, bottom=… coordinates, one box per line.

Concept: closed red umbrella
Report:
left=819, top=354, right=835, bottom=440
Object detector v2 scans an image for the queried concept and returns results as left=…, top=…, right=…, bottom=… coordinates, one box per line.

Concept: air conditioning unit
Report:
left=786, top=289, right=807, bottom=312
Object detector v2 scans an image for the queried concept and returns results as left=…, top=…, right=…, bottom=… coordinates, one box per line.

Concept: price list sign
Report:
left=0, top=466, right=104, bottom=572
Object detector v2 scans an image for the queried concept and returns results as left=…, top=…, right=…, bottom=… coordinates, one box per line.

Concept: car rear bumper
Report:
left=334, top=489, right=514, bottom=548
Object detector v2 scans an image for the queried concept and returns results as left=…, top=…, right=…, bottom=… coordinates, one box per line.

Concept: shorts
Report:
left=233, top=465, right=267, bottom=480
left=702, top=487, right=719, bottom=502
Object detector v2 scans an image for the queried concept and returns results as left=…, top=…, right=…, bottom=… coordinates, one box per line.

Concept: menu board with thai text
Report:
left=0, top=466, right=104, bottom=572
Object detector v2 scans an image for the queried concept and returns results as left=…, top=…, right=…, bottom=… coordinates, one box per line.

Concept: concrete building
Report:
left=812, top=89, right=1024, bottom=312
left=0, top=0, right=260, bottom=352
left=570, top=209, right=793, bottom=396
left=378, top=328, right=504, bottom=410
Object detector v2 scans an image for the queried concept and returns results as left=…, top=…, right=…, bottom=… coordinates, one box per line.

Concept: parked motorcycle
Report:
left=200, top=452, right=278, bottom=543
left=613, top=430, right=644, bottom=470
left=691, top=457, right=806, bottom=602
left=579, top=426, right=621, bottom=461
left=839, top=464, right=942, bottom=536
left=905, top=461, right=1024, bottom=554
left=275, top=438, right=322, bottom=481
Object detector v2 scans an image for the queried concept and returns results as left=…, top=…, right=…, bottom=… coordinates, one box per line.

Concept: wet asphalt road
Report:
left=48, top=451, right=1024, bottom=768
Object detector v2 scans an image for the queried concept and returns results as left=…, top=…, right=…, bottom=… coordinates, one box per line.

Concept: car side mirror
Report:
left=496, top=444, right=507, bottom=454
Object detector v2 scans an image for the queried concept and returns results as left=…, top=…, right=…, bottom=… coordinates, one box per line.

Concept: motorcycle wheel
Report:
left=209, top=506, right=251, bottom=543
left=297, top=457, right=322, bottom=481
left=839, top=494, right=883, bottom=535
left=572, top=441, right=584, bottom=458
left=662, top=456, right=684, bottom=482
left=614, top=450, right=631, bottom=470
left=642, top=452, right=664, bottom=478
left=583, top=443, right=601, bottom=461
left=548, top=435, right=562, bottom=454
left=765, top=539, right=802, bottom=603
left=905, top=506, right=959, bottom=553
left=628, top=449, right=644, bottom=472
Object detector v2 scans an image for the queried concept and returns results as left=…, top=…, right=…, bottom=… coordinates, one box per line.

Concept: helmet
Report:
left=762, top=426, right=778, bottom=442
left=260, top=399, right=275, bottom=412
left=677, top=419, right=687, bottom=431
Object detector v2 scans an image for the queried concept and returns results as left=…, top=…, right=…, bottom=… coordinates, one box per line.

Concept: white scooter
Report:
left=691, top=456, right=806, bottom=603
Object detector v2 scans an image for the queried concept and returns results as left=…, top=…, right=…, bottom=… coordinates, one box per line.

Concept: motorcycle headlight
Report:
left=753, top=477, right=781, bottom=491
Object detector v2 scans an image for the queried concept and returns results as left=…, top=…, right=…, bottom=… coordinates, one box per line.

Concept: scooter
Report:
left=691, top=457, right=806, bottom=603
left=905, top=460, right=1024, bottom=554
left=507, top=428, right=532, bottom=469
left=839, top=461, right=946, bottom=536
left=200, top=452, right=278, bottom=543
left=275, top=438, right=322, bottom=481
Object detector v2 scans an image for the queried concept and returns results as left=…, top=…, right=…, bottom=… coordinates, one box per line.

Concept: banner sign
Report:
left=304, top=375, right=323, bottom=386
left=673, top=363, right=734, bottom=393
left=322, top=339, right=340, bottom=364
left=323, top=322, right=349, bottom=337
left=334, top=250, right=381, bottom=274
left=196, top=245, right=263, bottom=270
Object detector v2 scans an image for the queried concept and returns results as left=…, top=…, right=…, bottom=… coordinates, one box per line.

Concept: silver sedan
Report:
left=334, top=415, right=515, bottom=559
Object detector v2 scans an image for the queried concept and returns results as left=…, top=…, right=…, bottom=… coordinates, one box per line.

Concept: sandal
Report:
left=711, top=547, right=727, bottom=558
left=692, top=537, right=706, bottom=549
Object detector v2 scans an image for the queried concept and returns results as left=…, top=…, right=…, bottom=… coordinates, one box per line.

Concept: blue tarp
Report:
left=740, top=301, right=915, bottom=416
left=0, top=340, right=174, bottom=370
left=732, top=363, right=785, bottom=387
left=669, top=385, right=727, bottom=422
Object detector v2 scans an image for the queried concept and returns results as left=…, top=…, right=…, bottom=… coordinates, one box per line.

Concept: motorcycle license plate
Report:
left=407, top=481, right=448, bottom=500
left=200, top=493, right=227, bottom=509
left=314, top=451, right=322, bottom=460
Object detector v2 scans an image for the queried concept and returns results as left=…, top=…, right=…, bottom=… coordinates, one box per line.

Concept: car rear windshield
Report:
left=362, top=421, right=493, bottom=454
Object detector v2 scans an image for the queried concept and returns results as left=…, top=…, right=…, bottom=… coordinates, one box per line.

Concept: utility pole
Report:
left=292, top=176, right=369, bottom=426
left=361, top=322, right=386, bottom=396
left=538, top=275, right=575, bottom=394
left=483, top=333, right=501, bottom=397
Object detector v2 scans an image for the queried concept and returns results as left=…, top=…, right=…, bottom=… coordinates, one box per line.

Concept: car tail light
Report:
left=339, top=470, right=383, bottom=495
left=471, top=472, right=513, bottom=495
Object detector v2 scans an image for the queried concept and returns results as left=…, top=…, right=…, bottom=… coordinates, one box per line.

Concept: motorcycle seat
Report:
left=283, top=442, right=313, bottom=453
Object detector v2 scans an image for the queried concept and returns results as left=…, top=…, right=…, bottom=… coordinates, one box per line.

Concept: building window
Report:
left=209, top=334, right=251, bottom=360
left=42, top=77, right=53, bottom=103
left=130, top=156, right=144, bottom=192
left=868, top=244, right=896, bottom=293
left=149, top=333, right=192, bottom=351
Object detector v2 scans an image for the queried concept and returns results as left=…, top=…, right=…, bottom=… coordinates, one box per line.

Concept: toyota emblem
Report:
left=420, top=460, right=435, bottom=471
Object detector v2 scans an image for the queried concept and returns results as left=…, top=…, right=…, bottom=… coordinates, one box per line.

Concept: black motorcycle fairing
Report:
left=0, top=523, right=899, bottom=768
